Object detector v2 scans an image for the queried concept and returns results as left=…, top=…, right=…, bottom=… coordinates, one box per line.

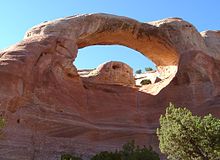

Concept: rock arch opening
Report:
left=74, top=45, right=156, bottom=88
left=74, top=45, right=177, bottom=95
left=74, top=45, right=156, bottom=73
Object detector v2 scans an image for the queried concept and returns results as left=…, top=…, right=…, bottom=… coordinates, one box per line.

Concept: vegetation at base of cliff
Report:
left=140, top=79, right=151, bottom=85
left=91, top=140, right=159, bottom=160
left=0, top=116, right=5, bottom=135
left=61, top=141, right=159, bottom=160
left=0, top=117, right=5, bottom=127
left=157, top=103, right=220, bottom=160
left=61, top=154, right=82, bottom=160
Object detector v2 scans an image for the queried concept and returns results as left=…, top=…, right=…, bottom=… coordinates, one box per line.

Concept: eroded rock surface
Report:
left=0, top=13, right=220, bottom=160
left=80, top=61, right=135, bottom=86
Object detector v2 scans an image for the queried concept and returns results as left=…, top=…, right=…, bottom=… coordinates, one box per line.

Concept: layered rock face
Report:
left=0, top=13, right=220, bottom=160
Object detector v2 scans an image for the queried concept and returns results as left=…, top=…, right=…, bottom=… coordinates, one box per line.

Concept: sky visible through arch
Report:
left=0, top=0, right=220, bottom=72
left=74, top=45, right=155, bottom=71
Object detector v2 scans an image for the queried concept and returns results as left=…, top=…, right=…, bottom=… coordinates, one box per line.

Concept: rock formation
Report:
left=0, top=13, right=220, bottom=160
left=80, top=61, right=135, bottom=86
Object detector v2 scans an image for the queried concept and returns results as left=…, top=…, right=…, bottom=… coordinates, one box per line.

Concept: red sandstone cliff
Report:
left=0, top=13, right=220, bottom=159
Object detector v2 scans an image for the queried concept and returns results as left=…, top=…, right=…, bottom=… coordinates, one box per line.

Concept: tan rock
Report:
left=201, top=30, right=220, bottom=60
left=81, top=61, right=135, bottom=86
left=0, top=13, right=219, bottom=160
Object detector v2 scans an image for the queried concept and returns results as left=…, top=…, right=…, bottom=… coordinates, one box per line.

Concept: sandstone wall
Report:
left=0, top=13, right=219, bottom=160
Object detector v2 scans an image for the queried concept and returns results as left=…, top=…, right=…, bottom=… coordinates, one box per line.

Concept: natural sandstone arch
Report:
left=23, top=13, right=180, bottom=95
left=75, top=15, right=179, bottom=67
left=0, top=13, right=206, bottom=109
left=25, top=13, right=179, bottom=66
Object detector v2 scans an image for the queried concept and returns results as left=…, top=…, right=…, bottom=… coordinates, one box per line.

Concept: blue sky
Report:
left=1, top=0, right=220, bottom=71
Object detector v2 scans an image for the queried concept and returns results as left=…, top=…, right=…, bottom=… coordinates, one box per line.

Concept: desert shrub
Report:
left=120, top=140, right=159, bottom=160
left=140, top=79, right=151, bottom=85
left=91, top=140, right=159, bottom=160
left=135, top=69, right=142, bottom=74
left=157, top=103, right=220, bottom=160
left=61, top=154, right=82, bottom=160
left=0, top=116, right=5, bottom=135
left=0, top=117, right=5, bottom=128
left=145, top=67, right=153, bottom=72
left=91, top=151, right=121, bottom=160
left=0, top=117, right=4, bottom=126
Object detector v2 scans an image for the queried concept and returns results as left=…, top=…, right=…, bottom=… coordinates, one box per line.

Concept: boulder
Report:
left=81, top=61, right=135, bottom=86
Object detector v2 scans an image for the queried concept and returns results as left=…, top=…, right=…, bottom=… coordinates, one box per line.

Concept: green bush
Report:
left=157, top=103, right=220, bottom=160
left=91, top=140, right=160, bottom=160
left=135, top=69, right=142, bottom=74
left=140, top=79, right=151, bottom=85
left=0, top=117, right=5, bottom=128
left=61, top=154, right=82, bottom=160
left=145, top=67, right=153, bottom=72
left=91, top=151, right=121, bottom=160
left=0, top=116, right=5, bottom=135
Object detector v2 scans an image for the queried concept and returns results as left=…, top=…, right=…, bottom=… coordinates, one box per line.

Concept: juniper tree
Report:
left=157, top=103, right=220, bottom=160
